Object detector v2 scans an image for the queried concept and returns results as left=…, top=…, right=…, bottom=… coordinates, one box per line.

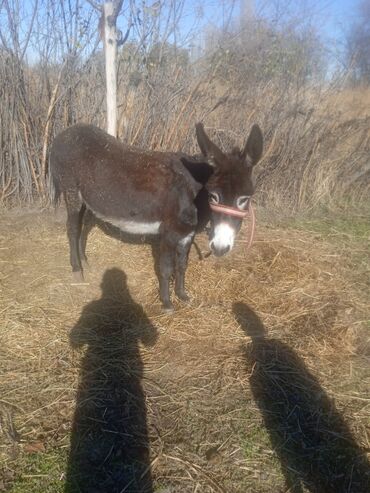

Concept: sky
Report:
left=218, top=0, right=354, bottom=39
left=163, top=0, right=359, bottom=66
left=1, top=0, right=362, bottom=62
left=315, top=0, right=357, bottom=40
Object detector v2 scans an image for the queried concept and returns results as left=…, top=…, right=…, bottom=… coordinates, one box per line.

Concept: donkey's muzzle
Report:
left=209, top=222, right=236, bottom=256
left=210, top=242, right=230, bottom=257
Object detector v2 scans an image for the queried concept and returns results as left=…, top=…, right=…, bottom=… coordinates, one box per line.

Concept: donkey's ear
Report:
left=241, top=124, right=263, bottom=167
left=195, top=123, right=225, bottom=167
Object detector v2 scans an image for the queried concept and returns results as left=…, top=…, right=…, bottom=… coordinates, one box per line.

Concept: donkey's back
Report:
left=51, top=124, right=122, bottom=202
left=50, top=124, right=199, bottom=222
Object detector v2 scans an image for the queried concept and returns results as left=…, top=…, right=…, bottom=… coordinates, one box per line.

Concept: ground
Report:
left=0, top=207, right=369, bottom=492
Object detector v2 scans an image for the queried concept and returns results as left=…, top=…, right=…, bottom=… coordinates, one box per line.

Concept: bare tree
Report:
left=88, top=0, right=130, bottom=136
left=346, top=0, right=370, bottom=84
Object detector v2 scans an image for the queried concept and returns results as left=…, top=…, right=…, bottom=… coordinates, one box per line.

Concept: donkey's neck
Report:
left=179, top=154, right=214, bottom=186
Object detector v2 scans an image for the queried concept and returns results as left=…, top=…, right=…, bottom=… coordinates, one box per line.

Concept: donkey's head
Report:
left=196, top=122, right=263, bottom=256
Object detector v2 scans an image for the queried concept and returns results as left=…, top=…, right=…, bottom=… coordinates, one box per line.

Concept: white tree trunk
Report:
left=103, top=1, right=117, bottom=137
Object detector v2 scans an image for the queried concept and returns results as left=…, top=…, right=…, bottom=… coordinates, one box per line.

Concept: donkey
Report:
left=50, top=122, right=263, bottom=311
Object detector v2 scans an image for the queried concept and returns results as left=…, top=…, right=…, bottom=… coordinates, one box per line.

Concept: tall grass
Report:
left=0, top=42, right=369, bottom=210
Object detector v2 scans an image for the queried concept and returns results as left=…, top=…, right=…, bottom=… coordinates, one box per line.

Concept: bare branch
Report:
left=112, top=0, right=124, bottom=22
left=20, top=0, right=38, bottom=62
left=86, top=0, right=102, bottom=12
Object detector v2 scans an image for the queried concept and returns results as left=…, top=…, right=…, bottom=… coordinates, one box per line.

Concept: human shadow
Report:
left=233, top=302, right=370, bottom=493
left=65, top=268, right=157, bottom=493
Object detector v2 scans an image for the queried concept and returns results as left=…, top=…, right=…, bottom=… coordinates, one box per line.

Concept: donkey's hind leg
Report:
left=79, top=207, right=95, bottom=270
left=64, top=190, right=84, bottom=281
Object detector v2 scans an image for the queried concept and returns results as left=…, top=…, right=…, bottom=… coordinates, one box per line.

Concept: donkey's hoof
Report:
left=176, top=291, right=190, bottom=303
left=162, top=302, right=175, bottom=313
left=81, top=259, right=90, bottom=271
left=72, top=270, right=84, bottom=283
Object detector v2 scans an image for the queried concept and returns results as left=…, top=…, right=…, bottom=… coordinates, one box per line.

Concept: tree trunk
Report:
left=103, top=1, right=117, bottom=137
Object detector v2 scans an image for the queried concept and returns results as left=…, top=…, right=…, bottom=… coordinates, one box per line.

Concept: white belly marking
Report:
left=179, top=232, right=194, bottom=247
left=106, top=217, right=161, bottom=235
left=83, top=198, right=161, bottom=235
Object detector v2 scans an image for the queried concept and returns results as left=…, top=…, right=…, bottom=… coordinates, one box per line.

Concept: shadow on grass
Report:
left=233, top=302, right=370, bottom=493
left=65, top=268, right=157, bottom=493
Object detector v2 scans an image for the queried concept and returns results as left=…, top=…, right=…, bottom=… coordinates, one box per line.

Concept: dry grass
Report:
left=0, top=208, right=369, bottom=492
left=2, top=39, right=370, bottom=212
left=324, top=86, right=370, bottom=120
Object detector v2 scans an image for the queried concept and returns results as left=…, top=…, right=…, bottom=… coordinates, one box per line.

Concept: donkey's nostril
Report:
left=211, top=244, right=230, bottom=257
left=221, top=245, right=231, bottom=255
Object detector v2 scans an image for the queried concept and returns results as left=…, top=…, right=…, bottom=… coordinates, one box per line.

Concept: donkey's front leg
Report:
left=159, top=234, right=177, bottom=312
left=175, top=232, right=194, bottom=302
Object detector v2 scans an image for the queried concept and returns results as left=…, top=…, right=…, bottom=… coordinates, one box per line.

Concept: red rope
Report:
left=209, top=202, right=249, bottom=218
left=209, top=201, right=256, bottom=250
left=246, top=202, right=255, bottom=250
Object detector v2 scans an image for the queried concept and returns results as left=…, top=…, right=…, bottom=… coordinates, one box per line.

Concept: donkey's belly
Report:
left=102, top=216, right=161, bottom=235
left=80, top=198, right=161, bottom=235
left=90, top=207, right=161, bottom=235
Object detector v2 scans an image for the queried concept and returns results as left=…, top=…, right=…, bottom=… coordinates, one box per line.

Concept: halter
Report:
left=209, top=202, right=249, bottom=218
left=209, top=200, right=256, bottom=250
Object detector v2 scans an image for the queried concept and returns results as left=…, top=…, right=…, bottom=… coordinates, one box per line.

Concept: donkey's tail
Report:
left=47, top=155, right=62, bottom=207
left=51, top=177, right=62, bottom=207
left=46, top=140, right=64, bottom=207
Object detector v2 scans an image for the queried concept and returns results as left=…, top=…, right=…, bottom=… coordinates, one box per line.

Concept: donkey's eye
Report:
left=209, top=192, right=220, bottom=204
left=237, top=196, right=250, bottom=210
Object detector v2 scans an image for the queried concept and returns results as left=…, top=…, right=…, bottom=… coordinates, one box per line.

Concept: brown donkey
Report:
left=50, top=123, right=263, bottom=310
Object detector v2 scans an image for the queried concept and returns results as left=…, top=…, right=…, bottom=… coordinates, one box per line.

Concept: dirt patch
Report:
left=0, top=208, right=369, bottom=492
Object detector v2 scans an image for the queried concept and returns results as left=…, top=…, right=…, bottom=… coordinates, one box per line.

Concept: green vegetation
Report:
left=282, top=213, right=370, bottom=241
left=281, top=211, right=370, bottom=283
left=8, top=449, right=67, bottom=493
